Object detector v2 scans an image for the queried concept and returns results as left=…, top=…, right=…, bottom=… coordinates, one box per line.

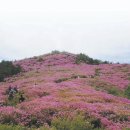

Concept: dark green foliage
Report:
left=71, top=75, right=87, bottom=79
left=51, top=50, right=61, bottom=54
left=52, top=115, right=92, bottom=130
left=5, top=93, right=20, bottom=106
left=124, top=85, right=130, bottom=99
left=0, top=125, right=56, bottom=130
left=55, top=78, right=69, bottom=83
left=107, top=87, right=120, bottom=96
left=103, top=61, right=110, bottom=64
left=0, top=115, right=104, bottom=130
left=37, top=57, right=44, bottom=62
left=0, top=125, right=34, bottom=130
left=0, top=61, right=22, bottom=82
left=52, top=114, right=104, bottom=130
left=29, top=117, right=39, bottom=128
left=55, top=75, right=87, bottom=83
left=4, top=90, right=25, bottom=106
left=91, top=119, right=101, bottom=128
left=78, top=75, right=87, bottom=78
left=75, top=53, right=102, bottom=65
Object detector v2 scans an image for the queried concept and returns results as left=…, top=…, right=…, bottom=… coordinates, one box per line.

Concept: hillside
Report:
left=0, top=52, right=130, bottom=130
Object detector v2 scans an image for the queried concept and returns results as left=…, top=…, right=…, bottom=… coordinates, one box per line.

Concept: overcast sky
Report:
left=0, top=0, right=130, bottom=63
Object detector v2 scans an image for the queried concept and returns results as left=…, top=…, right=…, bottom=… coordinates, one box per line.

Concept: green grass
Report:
left=0, top=125, right=56, bottom=130
left=0, top=114, right=104, bottom=130
left=0, top=125, right=31, bottom=130
left=90, top=78, right=123, bottom=97
left=124, top=85, right=130, bottom=99
left=52, top=114, right=104, bottom=130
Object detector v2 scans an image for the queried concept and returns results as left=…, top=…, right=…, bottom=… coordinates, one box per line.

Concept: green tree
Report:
left=0, top=60, right=22, bottom=82
left=75, top=53, right=102, bottom=65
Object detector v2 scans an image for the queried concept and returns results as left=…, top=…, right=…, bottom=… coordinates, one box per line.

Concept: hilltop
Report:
left=0, top=52, right=130, bottom=130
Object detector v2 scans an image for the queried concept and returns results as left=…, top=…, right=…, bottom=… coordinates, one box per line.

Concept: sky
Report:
left=0, top=0, right=130, bottom=63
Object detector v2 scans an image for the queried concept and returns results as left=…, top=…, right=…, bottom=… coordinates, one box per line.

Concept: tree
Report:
left=0, top=61, right=22, bottom=82
left=75, top=53, right=101, bottom=65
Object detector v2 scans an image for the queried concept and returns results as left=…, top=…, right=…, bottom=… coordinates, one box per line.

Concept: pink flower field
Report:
left=0, top=53, right=130, bottom=130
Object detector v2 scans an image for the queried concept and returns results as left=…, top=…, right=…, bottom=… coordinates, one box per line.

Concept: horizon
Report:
left=0, top=50, right=129, bottom=64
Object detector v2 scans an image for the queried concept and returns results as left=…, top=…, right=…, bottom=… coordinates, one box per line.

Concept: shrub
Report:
left=124, top=85, right=130, bottom=99
left=38, top=92, right=50, bottom=98
left=51, top=114, right=102, bottom=130
left=71, top=75, right=87, bottom=79
left=107, top=87, right=120, bottom=96
left=37, top=57, right=44, bottom=62
left=0, top=61, right=22, bottom=82
left=103, top=61, right=110, bottom=64
left=0, top=107, right=30, bottom=125
left=39, top=126, right=56, bottom=130
left=95, top=68, right=101, bottom=76
left=75, top=54, right=101, bottom=65
left=29, top=116, right=39, bottom=128
left=91, top=118, right=101, bottom=129
left=0, top=125, right=57, bottom=130
left=51, top=50, right=61, bottom=55
left=0, top=125, right=34, bottom=130
left=27, top=108, right=58, bottom=127
left=5, top=93, right=20, bottom=106
left=55, top=78, right=69, bottom=83
left=4, top=90, right=25, bottom=106
left=0, top=125, right=25, bottom=130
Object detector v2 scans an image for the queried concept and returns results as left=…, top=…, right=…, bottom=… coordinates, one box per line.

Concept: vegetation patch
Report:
left=55, top=75, right=87, bottom=83
left=51, top=50, right=61, bottom=55
left=55, top=78, right=69, bottom=83
left=75, top=53, right=109, bottom=65
left=37, top=57, right=44, bottom=62
left=95, top=68, right=101, bottom=76
left=4, top=89, right=25, bottom=107
left=0, top=125, right=32, bottom=130
left=0, top=61, right=22, bottom=82
left=90, top=79, right=123, bottom=96
left=52, top=114, right=104, bottom=130
left=124, top=85, right=130, bottom=99
left=71, top=75, right=87, bottom=79
left=100, top=111, right=129, bottom=123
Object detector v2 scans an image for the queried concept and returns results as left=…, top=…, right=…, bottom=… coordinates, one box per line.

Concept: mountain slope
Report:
left=0, top=52, right=130, bottom=130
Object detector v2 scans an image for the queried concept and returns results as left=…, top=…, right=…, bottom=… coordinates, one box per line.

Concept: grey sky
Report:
left=0, top=0, right=130, bottom=63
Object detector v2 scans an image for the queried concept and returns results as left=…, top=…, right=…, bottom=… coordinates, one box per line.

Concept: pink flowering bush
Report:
left=0, top=52, right=130, bottom=130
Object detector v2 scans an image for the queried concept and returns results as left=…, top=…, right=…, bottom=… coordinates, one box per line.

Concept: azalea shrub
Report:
left=0, top=52, right=130, bottom=130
